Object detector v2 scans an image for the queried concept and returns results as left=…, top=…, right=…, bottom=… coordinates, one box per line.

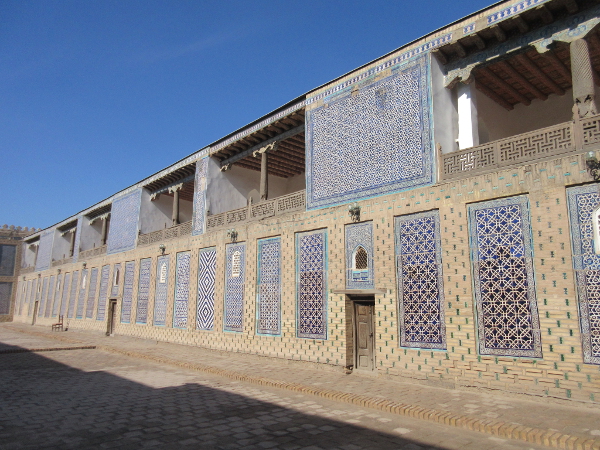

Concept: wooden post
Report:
left=260, top=151, right=268, bottom=201
left=69, top=231, right=76, bottom=258
left=100, top=217, right=109, bottom=245
left=172, top=189, right=180, bottom=226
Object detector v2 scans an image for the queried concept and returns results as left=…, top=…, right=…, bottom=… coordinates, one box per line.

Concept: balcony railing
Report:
left=52, top=257, right=73, bottom=267
left=137, top=220, right=192, bottom=247
left=20, top=266, right=34, bottom=275
left=440, top=114, right=600, bottom=180
left=206, top=190, right=306, bottom=231
left=79, top=245, right=107, bottom=260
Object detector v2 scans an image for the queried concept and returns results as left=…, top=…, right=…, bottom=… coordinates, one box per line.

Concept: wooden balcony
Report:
left=137, top=220, right=192, bottom=247
left=79, top=245, right=107, bottom=260
left=206, top=190, right=306, bottom=231
left=440, top=114, right=600, bottom=180
left=52, top=257, right=73, bottom=267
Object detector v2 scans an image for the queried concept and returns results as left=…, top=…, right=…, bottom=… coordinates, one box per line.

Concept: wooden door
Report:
left=107, top=300, right=116, bottom=336
left=354, top=301, right=375, bottom=371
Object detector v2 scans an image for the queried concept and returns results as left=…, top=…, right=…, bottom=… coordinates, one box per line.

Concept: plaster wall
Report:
left=52, top=232, right=72, bottom=261
left=80, top=219, right=103, bottom=252
left=179, top=198, right=193, bottom=223
left=139, top=190, right=172, bottom=234
left=22, top=244, right=37, bottom=268
left=431, top=57, right=458, bottom=155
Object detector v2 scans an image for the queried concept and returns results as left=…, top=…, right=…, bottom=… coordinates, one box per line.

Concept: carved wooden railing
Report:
left=79, top=245, right=107, bottom=260
left=206, top=190, right=306, bottom=231
left=440, top=115, right=600, bottom=180
left=20, top=266, right=34, bottom=275
left=52, top=257, right=73, bottom=267
left=137, top=220, right=192, bottom=247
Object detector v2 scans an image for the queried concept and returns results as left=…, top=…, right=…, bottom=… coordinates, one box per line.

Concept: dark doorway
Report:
left=353, top=297, right=375, bottom=371
left=31, top=301, right=39, bottom=325
left=106, top=299, right=117, bottom=336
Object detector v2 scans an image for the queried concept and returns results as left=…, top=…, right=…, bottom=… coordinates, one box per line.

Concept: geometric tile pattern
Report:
left=52, top=274, right=62, bottom=317
left=0, top=244, right=16, bottom=277
left=85, top=268, right=98, bottom=319
left=67, top=271, right=79, bottom=319
left=395, top=211, right=446, bottom=349
left=566, top=184, right=600, bottom=364
left=0, top=282, right=12, bottom=315
left=38, top=277, right=48, bottom=318
left=96, top=265, right=110, bottom=321
left=44, top=275, right=55, bottom=318
left=111, top=263, right=121, bottom=297
left=225, top=243, right=246, bottom=332
left=296, top=229, right=328, bottom=339
left=306, top=55, right=433, bottom=209
left=135, top=258, right=152, bottom=324
left=107, top=189, right=141, bottom=255
left=192, top=157, right=208, bottom=236
left=196, top=247, right=216, bottom=331
left=468, top=196, right=542, bottom=358
left=345, top=222, right=374, bottom=289
left=173, top=252, right=191, bottom=329
left=487, top=0, right=549, bottom=25
left=35, top=228, right=54, bottom=272
left=76, top=269, right=88, bottom=319
left=153, top=255, right=170, bottom=327
left=120, top=261, right=135, bottom=324
left=256, top=237, right=281, bottom=335
left=60, top=273, right=71, bottom=317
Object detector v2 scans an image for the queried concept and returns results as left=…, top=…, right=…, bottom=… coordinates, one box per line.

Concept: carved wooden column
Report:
left=69, top=231, right=76, bottom=257
left=260, top=151, right=268, bottom=201
left=100, top=215, right=110, bottom=246
left=168, top=184, right=183, bottom=226
left=33, top=244, right=39, bottom=266
left=571, top=38, right=597, bottom=118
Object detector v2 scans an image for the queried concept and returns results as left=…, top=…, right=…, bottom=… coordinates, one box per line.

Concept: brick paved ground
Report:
left=1, top=324, right=599, bottom=449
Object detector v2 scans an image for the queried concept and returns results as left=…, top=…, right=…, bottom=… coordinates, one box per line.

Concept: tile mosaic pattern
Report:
left=52, top=274, right=62, bottom=317
left=0, top=244, right=16, bottom=276
left=107, top=189, right=141, bottom=255
left=196, top=248, right=216, bottom=331
left=487, top=0, right=549, bottom=25
left=72, top=216, right=82, bottom=263
left=566, top=185, right=600, bottom=364
left=120, top=261, right=135, bottom=323
left=345, top=222, right=374, bottom=289
left=38, top=277, right=48, bottom=317
left=76, top=269, right=88, bottom=319
left=135, top=258, right=152, bottom=324
left=35, top=229, right=55, bottom=272
left=225, top=243, right=246, bottom=332
left=192, top=158, right=208, bottom=236
left=0, top=282, right=12, bottom=315
left=153, top=255, right=170, bottom=326
left=296, top=229, right=327, bottom=339
left=395, top=211, right=446, bottom=349
left=44, top=276, right=55, bottom=318
left=60, top=273, right=71, bottom=317
left=173, top=252, right=191, bottom=329
left=468, top=196, right=542, bottom=358
left=96, top=265, right=110, bottom=321
left=306, top=55, right=433, bottom=209
left=111, top=263, right=121, bottom=297
left=85, top=268, right=98, bottom=319
left=67, top=271, right=79, bottom=319
left=257, top=237, right=281, bottom=335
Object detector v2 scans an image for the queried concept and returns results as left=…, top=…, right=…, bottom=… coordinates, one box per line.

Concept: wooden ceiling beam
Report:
left=512, top=15, right=529, bottom=33
left=478, top=67, right=531, bottom=105
left=491, top=25, right=507, bottom=43
left=476, top=81, right=514, bottom=111
left=564, top=0, right=578, bottom=13
left=498, top=60, right=547, bottom=100
left=472, top=33, right=486, bottom=51
left=279, top=140, right=305, bottom=153
left=515, top=53, right=565, bottom=95
left=268, top=153, right=305, bottom=169
left=432, top=49, right=448, bottom=65
left=543, top=51, right=572, bottom=84
left=537, top=5, right=553, bottom=24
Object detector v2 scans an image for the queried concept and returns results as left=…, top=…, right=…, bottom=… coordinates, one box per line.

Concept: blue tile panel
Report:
left=306, top=55, right=433, bottom=210
left=257, top=237, right=281, bottom=335
left=72, top=216, right=82, bottom=263
left=60, top=273, right=71, bottom=317
left=85, top=268, right=98, bottom=319
left=96, top=265, right=110, bottom=321
left=136, top=258, right=152, bottom=324
left=468, top=196, right=542, bottom=358
left=44, top=276, right=55, bottom=318
left=120, top=261, right=135, bottom=323
left=153, top=255, right=170, bottom=326
left=51, top=274, right=62, bottom=317
left=566, top=185, right=600, bottom=365
left=487, top=0, right=549, bottom=25
left=27, top=279, right=37, bottom=316
left=173, top=252, right=191, bottom=329
left=0, top=244, right=16, bottom=276
left=67, top=271, right=79, bottom=319
left=196, top=247, right=216, bottom=331
left=0, top=282, right=12, bottom=315
left=345, top=222, right=374, bottom=289
left=224, top=243, right=246, bottom=332
left=38, top=277, right=48, bottom=317
left=395, top=211, right=446, bottom=349
left=192, top=158, right=208, bottom=236
left=107, top=189, right=142, bottom=255
left=35, top=228, right=55, bottom=272
left=296, top=229, right=328, bottom=339
left=110, top=263, right=121, bottom=297
left=76, top=269, right=88, bottom=319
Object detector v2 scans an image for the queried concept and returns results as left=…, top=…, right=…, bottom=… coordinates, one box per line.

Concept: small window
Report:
left=113, top=269, right=120, bottom=286
left=82, top=273, right=87, bottom=289
left=354, top=246, right=368, bottom=270
left=159, top=263, right=167, bottom=284
left=231, top=251, right=241, bottom=278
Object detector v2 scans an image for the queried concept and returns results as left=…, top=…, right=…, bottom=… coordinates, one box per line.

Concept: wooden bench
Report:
left=51, top=315, right=64, bottom=332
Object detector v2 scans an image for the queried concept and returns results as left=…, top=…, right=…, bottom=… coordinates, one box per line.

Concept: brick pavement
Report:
left=2, top=323, right=600, bottom=449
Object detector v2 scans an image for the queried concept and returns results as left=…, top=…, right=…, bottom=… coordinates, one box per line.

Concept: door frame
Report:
left=106, top=299, right=117, bottom=336
left=348, top=295, right=375, bottom=372
left=31, top=301, right=39, bottom=325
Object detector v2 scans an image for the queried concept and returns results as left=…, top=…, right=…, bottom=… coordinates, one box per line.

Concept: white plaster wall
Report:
left=51, top=231, right=71, bottom=261
left=179, top=198, right=193, bottom=223
left=22, top=243, right=36, bottom=268
left=139, top=189, right=172, bottom=234
left=286, top=173, right=306, bottom=193
left=431, top=56, right=458, bottom=154
left=477, top=88, right=573, bottom=144
left=79, top=219, right=102, bottom=251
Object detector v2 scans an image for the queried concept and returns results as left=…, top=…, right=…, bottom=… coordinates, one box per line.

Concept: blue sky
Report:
left=1, top=0, right=493, bottom=230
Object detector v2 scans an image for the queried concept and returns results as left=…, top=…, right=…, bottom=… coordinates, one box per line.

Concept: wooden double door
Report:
left=353, top=298, right=375, bottom=371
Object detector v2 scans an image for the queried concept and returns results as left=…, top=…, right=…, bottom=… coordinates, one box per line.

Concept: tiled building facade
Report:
left=12, top=0, right=600, bottom=403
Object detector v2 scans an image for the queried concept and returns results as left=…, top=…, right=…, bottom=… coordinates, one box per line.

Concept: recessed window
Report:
left=231, top=251, right=241, bottom=278
left=159, top=263, right=167, bottom=284
left=113, top=269, right=120, bottom=287
left=354, top=246, right=368, bottom=270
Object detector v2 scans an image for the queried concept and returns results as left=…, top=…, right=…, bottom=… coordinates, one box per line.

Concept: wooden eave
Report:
left=57, top=220, right=78, bottom=233
left=143, top=162, right=196, bottom=202
left=85, top=204, right=112, bottom=220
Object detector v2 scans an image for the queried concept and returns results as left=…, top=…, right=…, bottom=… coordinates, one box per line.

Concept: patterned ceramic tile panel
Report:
left=67, top=271, right=79, bottom=319
left=111, top=263, right=121, bottom=297
left=306, top=55, right=433, bottom=209
left=173, top=252, right=191, bottom=329
left=35, top=229, right=54, bottom=272
left=120, top=261, right=135, bottom=323
left=296, top=229, right=328, bottom=339
left=76, top=269, right=88, bottom=319
left=107, top=189, right=141, bottom=255
left=395, top=211, right=446, bottom=349
left=44, top=275, right=55, bottom=318
left=0, top=244, right=16, bottom=276
left=224, top=243, right=246, bottom=332
left=96, top=265, right=110, bottom=321
left=60, top=273, right=71, bottom=317
left=72, top=216, right=82, bottom=263
left=256, top=238, right=281, bottom=335
left=566, top=185, right=600, bottom=364
left=38, top=277, right=48, bottom=317
left=85, top=268, right=98, bottom=319
left=196, top=248, right=216, bottom=331
left=0, top=282, right=12, bottom=315
left=52, top=274, right=63, bottom=317
left=345, top=222, right=374, bottom=289
left=153, top=255, right=170, bottom=326
left=135, top=258, right=152, bottom=324
left=468, top=196, right=542, bottom=358
left=192, top=158, right=208, bottom=236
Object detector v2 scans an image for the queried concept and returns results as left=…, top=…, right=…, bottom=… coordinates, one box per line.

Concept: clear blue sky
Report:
left=1, top=0, right=493, bottom=230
